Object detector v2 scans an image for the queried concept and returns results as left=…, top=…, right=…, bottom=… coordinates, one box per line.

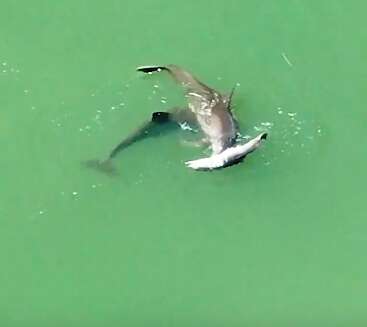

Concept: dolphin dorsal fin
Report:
left=224, top=84, right=237, bottom=111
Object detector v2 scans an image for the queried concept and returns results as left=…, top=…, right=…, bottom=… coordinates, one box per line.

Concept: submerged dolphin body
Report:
left=85, top=65, right=267, bottom=173
left=137, top=65, right=238, bottom=154
left=137, top=65, right=267, bottom=170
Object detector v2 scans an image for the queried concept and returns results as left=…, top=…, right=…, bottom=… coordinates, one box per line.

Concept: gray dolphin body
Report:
left=85, top=65, right=266, bottom=173
left=137, top=65, right=238, bottom=154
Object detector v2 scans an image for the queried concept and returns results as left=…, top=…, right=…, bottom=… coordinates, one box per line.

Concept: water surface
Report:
left=0, top=1, right=366, bottom=326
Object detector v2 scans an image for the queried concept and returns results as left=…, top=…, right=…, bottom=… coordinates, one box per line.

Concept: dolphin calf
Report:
left=85, top=65, right=267, bottom=173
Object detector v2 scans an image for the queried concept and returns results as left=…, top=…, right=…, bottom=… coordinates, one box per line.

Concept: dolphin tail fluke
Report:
left=82, top=159, right=118, bottom=176
left=137, top=64, right=210, bottom=93
left=136, top=65, right=167, bottom=73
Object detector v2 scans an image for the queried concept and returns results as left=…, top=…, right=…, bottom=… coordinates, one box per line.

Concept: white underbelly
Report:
left=185, top=132, right=267, bottom=170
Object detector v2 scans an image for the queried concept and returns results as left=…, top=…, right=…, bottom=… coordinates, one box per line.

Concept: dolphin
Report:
left=137, top=65, right=238, bottom=154
left=85, top=65, right=267, bottom=173
left=185, top=132, right=267, bottom=170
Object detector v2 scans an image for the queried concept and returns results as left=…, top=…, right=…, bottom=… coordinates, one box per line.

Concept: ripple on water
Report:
left=248, top=106, right=324, bottom=167
left=1, top=60, right=21, bottom=75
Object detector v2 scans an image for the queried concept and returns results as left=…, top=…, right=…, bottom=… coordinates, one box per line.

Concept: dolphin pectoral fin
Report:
left=181, top=138, right=209, bottom=149
left=82, top=159, right=118, bottom=176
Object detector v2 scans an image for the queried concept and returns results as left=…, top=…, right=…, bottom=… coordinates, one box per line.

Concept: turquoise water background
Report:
left=0, top=1, right=366, bottom=326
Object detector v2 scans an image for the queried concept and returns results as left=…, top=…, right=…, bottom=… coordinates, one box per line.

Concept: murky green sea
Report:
left=0, top=1, right=366, bottom=326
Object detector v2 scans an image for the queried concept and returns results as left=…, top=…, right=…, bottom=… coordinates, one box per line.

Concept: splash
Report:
left=251, top=106, right=323, bottom=166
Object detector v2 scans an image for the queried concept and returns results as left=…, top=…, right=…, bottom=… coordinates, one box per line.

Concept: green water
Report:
left=1, top=1, right=366, bottom=326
